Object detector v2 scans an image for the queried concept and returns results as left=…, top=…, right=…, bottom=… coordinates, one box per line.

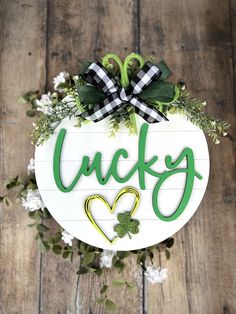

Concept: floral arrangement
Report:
left=1, top=53, right=230, bottom=311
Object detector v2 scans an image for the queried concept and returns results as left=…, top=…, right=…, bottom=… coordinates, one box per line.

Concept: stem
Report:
left=101, top=53, right=126, bottom=86
left=123, top=53, right=145, bottom=88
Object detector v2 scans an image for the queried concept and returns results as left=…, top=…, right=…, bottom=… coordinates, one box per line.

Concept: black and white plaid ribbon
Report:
left=80, top=61, right=168, bottom=123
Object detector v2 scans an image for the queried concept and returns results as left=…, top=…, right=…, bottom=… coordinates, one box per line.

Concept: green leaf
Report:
left=52, top=244, right=62, bottom=255
left=165, top=248, right=171, bottom=260
left=95, top=268, right=103, bottom=276
left=4, top=197, right=10, bottom=206
left=26, top=109, right=37, bottom=117
left=113, top=224, right=126, bottom=238
left=76, top=266, right=89, bottom=275
left=112, top=279, right=126, bottom=287
left=27, top=223, right=37, bottom=228
left=96, top=297, right=105, bottom=305
left=117, top=212, right=131, bottom=224
left=37, top=238, right=50, bottom=252
left=82, top=252, right=95, bottom=265
left=36, top=223, right=49, bottom=233
left=28, top=210, right=41, bottom=220
left=5, top=176, right=21, bottom=190
left=126, top=281, right=137, bottom=290
left=129, top=220, right=140, bottom=234
left=77, top=85, right=106, bottom=104
left=116, top=251, right=129, bottom=259
left=104, top=299, right=117, bottom=311
left=156, top=60, right=172, bottom=80
left=114, top=211, right=140, bottom=239
left=79, top=61, right=92, bottom=75
left=140, top=81, right=175, bottom=103
left=113, top=260, right=125, bottom=273
left=100, top=284, right=109, bottom=294
left=62, top=250, right=71, bottom=259
left=137, top=253, right=146, bottom=265
left=166, top=237, right=174, bottom=248
left=18, top=91, right=39, bottom=103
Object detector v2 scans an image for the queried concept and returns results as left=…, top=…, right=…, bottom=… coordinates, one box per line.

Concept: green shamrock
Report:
left=113, top=211, right=140, bottom=239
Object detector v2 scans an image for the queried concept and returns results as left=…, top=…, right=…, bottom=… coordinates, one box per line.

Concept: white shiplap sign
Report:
left=35, top=114, right=209, bottom=250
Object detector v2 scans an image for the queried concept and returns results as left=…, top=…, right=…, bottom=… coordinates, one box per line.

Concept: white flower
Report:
left=53, top=71, right=69, bottom=91
left=144, top=266, right=168, bottom=284
left=62, top=95, right=76, bottom=108
left=100, top=250, right=116, bottom=268
left=21, top=189, right=45, bottom=211
left=36, top=92, right=53, bottom=115
left=27, top=158, right=35, bottom=174
left=61, top=230, right=74, bottom=246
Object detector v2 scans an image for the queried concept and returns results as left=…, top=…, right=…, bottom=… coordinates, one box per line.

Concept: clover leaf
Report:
left=114, top=211, right=140, bottom=239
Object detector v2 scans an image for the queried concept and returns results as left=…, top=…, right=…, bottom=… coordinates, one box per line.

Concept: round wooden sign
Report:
left=35, top=114, right=209, bottom=250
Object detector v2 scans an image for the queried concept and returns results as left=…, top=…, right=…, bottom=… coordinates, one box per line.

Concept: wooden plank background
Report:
left=0, top=0, right=235, bottom=313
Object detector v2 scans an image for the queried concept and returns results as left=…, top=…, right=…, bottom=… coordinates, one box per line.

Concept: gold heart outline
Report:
left=84, top=187, right=140, bottom=244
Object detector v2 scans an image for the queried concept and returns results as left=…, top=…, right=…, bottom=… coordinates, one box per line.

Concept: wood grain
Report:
left=40, top=1, right=143, bottom=313
left=0, top=1, right=46, bottom=313
left=140, top=0, right=236, bottom=313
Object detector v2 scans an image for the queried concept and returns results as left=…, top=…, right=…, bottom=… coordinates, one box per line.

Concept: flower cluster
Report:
left=144, top=266, right=168, bottom=284
left=22, top=189, right=45, bottom=211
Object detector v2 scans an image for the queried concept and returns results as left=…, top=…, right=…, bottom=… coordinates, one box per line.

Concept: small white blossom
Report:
left=62, top=95, right=76, bottom=108
left=144, top=266, right=168, bottom=284
left=100, top=250, right=116, bottom=268
left=61, top=230, right=74, bottom=246
left=36, top=92, right=53, bottom=115
left=27, top=158, right=35, bottom=174
left=21, top=189, right=45, bottom=211
left=73, top=75, right=79, bottom=80
left=53, top=71, right=69, bottom=91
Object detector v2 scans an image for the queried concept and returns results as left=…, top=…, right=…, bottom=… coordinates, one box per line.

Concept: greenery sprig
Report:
left=20, top=53, right=230, bottom=146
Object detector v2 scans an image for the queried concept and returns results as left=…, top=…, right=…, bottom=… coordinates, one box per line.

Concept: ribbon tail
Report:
left=130, top=98, right=168, bottom=123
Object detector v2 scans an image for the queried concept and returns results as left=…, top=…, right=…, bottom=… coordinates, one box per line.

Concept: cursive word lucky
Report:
left=53, top=123, right=202, bottom=221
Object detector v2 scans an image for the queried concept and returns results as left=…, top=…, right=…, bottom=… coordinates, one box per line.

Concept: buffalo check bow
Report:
left=80, top=61, right=168, bottom=123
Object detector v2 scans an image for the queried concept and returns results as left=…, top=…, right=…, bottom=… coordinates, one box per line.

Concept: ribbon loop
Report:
left=80, top=61, right=168, bottom=123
